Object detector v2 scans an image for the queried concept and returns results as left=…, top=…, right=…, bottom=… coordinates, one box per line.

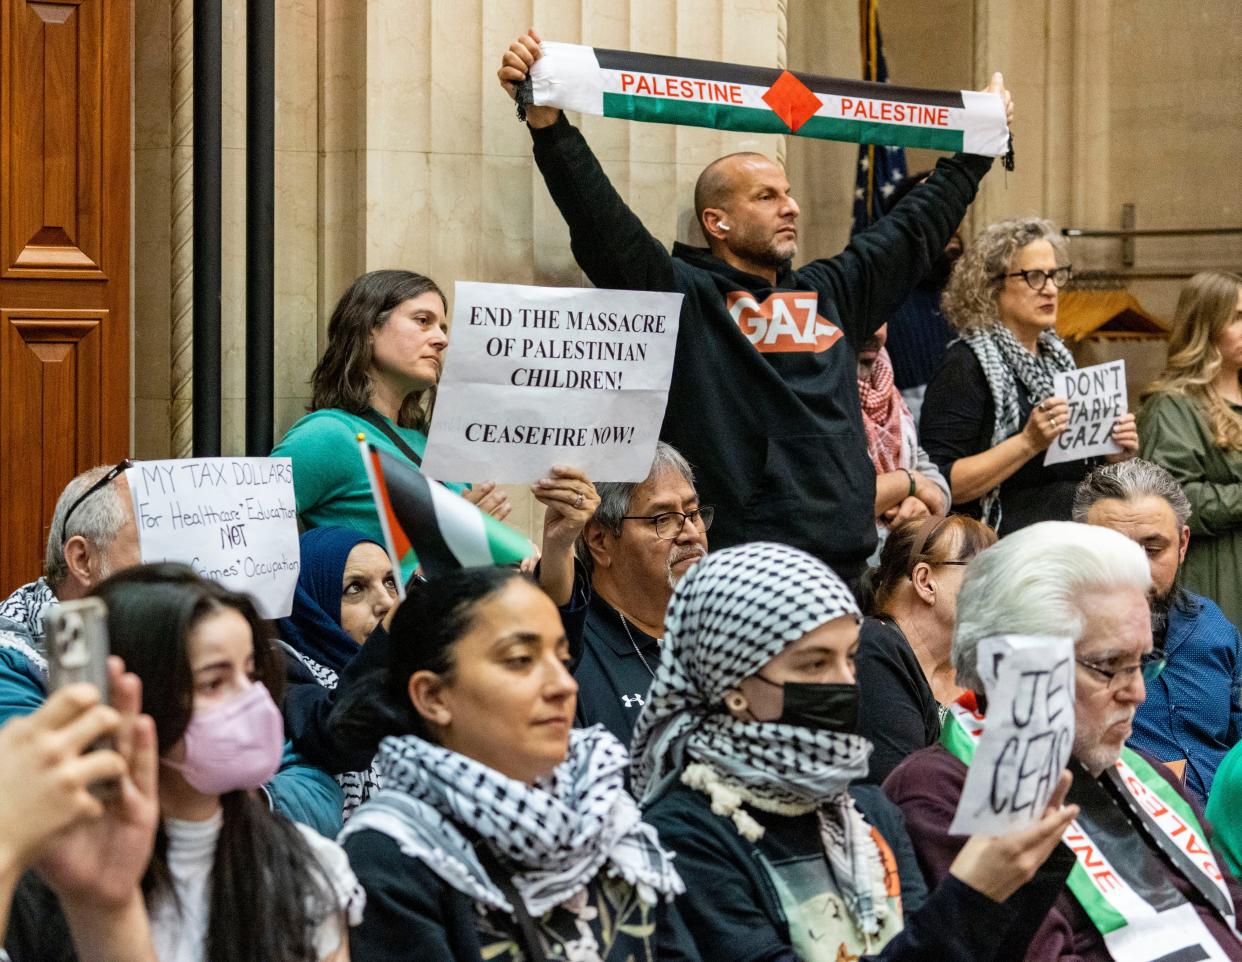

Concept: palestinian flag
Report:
left=524, top=41, right=1008, bottom=156
left=359, top=439, right=533, bottom=593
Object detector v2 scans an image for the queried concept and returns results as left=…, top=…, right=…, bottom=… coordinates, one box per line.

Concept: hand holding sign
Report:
left=1043, top=360, right=1127, bottom=466
left=949, top=635, right=1076, bottom=836
left=949, top=770, right=1079, bottom=903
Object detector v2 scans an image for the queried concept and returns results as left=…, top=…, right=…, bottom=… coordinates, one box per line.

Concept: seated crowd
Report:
left=1, top=26, right=1241, bottom=962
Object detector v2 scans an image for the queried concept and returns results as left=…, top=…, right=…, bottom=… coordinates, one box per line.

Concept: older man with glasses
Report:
left=0, top=463, right=141, bottom=726
left=534, top=442, right=709, bottom=746
left=1073, top=458, right=1242, bottom=805
left=885, top=521, right=1242, bottom=962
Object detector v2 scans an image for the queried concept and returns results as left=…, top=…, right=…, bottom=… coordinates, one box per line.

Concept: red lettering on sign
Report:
left=620, top=73, right=636, bottom=92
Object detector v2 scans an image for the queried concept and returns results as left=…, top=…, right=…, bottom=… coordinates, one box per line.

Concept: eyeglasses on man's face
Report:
left=1075, top=651, right=1166, bottom=693
left=620, top=506, right=715, bottom=541
left=996, top=266, right=1073, bottom=292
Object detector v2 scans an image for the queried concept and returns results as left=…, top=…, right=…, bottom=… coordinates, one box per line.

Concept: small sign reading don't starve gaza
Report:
left=1044, top=360, right=1126, bottom=467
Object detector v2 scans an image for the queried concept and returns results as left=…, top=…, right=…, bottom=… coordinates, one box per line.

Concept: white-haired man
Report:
left=1074, top=458, right=1242, bottom=804
left=885, top=521, right=1242, bottom=961
left=534, top=443, right=708, bottom=745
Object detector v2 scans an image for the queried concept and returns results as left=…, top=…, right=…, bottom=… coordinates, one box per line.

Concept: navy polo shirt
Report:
left=563, top=587, right=660, bottom=749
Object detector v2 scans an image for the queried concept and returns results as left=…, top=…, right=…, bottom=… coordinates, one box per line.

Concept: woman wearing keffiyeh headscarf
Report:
left=632, top=541, right=1081, bottom=962
left=331, top=566, right=691, bottom=962
left=920, top=218, right=1138, bottom=534
left=277, top=527, right=398, bottom=820
left=856, top=324, right=950, bottom=561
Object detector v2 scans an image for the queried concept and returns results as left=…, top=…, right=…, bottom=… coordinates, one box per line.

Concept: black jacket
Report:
left=644, top=780, right=1039, bottom=962
left=531, top=117, right=991, bottom=581
left=344, top=828, right=700, bottom=961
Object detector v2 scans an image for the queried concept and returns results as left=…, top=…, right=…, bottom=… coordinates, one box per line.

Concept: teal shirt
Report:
left=272, top=408, right=464, bottom=579
left=1206, top=741, right=1242, bottom=878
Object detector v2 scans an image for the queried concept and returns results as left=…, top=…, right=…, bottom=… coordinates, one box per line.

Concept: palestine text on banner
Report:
left=360, top=441, right=533, bottom=592
left=1044, top=360, right=1126, bottom=466
left=526, top=41, right=1008, bottom=156
left=419, top=282, right=683, bottom=484
left=126, top=458, right=301, bottom=619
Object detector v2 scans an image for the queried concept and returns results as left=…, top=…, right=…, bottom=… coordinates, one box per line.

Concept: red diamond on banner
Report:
left=762, top=70, right=821, bottom=133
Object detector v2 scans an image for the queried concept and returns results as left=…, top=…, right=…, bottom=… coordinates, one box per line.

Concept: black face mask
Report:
left=753, top=674, right=860, bottom=734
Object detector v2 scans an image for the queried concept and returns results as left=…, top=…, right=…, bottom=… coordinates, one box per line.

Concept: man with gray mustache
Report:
left=535, top=442, right=710, bottom=746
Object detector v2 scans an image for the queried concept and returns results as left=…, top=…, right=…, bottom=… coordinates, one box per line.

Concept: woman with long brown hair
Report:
left=273, top=271, right=509, bottom=578
left=856, top=515, right=996, bottom=784
left=1139, top=270, right=1242, bottom=625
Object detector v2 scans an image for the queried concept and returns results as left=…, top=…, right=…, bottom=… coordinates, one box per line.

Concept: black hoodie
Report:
left=531, top=116, right=990, bottom=582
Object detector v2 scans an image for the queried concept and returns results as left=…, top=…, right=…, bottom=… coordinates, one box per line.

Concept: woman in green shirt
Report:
left=1139, top=270, right=1242, bottom=626
left=274, top=270, right=509, bottom=576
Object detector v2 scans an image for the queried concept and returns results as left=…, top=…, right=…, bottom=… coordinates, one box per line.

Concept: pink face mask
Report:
left=163, top=682, right=284, bottom=795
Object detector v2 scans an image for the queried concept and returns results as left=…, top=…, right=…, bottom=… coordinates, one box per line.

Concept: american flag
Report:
left=851, top=0, right=908, bottom=234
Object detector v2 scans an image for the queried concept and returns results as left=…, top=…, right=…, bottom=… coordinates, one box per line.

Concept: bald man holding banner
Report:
left=498, top=29, right=1013, bottom=588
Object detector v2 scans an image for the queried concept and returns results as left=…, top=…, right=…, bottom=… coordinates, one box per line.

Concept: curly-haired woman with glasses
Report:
left=920, top=219, right=1138, bottom=535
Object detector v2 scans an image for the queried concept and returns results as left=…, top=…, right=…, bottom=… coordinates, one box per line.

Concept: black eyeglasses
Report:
left=621, top=506, right=715, bottom=541
left=995, top=266, right=1073, bottom=292
left=59, top=459, right=133, bottom=544
left=1075, top=652, right=1166, bottom=693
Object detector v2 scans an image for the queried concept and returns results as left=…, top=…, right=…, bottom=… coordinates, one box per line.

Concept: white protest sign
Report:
left=420, top=282, right=684, bottom=484
left=949, top=635, right=1075, bottom=836
left=126, top=459, right=301, bottom=619
left=1044, top=360, right=1126, bottom=466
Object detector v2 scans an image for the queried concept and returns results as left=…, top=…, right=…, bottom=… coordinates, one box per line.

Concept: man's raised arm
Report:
left=498, top=29, right=677, bottom=293
left=798, top=73, right=1014, bottom=345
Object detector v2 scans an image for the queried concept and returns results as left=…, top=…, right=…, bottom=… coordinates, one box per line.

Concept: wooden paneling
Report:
left=0, top=0, right=129, bottom=592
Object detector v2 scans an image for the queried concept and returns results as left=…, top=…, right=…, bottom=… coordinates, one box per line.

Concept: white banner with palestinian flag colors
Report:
left=941, top=695, right=1239, bottom=962
left=525, top=41, right=1009, bottom=156
left=358, top=439, right=534, bottom=592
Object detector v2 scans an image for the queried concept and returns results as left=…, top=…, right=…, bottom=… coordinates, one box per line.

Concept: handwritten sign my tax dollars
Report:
left=1043, top=360, right=1126, bottom=466
left=950, top=635, right=1075, bottom=836
left=420, top=283, right=683, bottom=483
left=126, top=458, right=300, bottom=619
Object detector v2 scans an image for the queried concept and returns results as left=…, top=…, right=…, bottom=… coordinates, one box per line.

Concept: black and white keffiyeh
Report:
left=629, top=542, right=892, bottom=936
left=282, top=645, right=380, bottom=819
left=960, top=323, right=1077, bottom=528
left=337, top=725, right=682, bottom=918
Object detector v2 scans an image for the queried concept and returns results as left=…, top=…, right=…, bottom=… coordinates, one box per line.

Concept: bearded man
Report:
left=1074, top=458, right=1242, bottom=803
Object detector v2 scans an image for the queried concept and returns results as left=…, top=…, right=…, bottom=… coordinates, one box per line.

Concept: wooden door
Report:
left=0, top=0, right=131, bottom=593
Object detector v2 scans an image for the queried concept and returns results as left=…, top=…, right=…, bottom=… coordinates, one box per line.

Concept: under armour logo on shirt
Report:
left=621, top=693, right=645, bottom=708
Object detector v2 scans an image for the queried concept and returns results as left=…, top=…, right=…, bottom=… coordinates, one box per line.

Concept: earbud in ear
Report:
left=725, top=693, right=746, bottom=710
left=719, top=222, right=731, bottom=231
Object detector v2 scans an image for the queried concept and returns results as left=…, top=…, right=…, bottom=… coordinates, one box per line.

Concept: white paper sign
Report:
left=420, top=282, right=684, bottom=483
left=1043, top=360, right=1126, bottom=466
left=126, top=459, right=301, bottom=619
left=949, top=635, right=1075, bottom=836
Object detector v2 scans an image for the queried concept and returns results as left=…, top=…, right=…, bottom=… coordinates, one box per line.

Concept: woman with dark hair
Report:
left=91, top=564, right=361, bottom=962
left=273, top=270, right=509, bottom=577
left=279, top=527, right=397, bottom=818
left=633, top=541, right=1078, bottom=962
left=920, top=219, right=1138, bottom=534
left=333, top=566, right=691, bottom=961
left=1140, top=270, right=1242, bottom=625
left=856, top=516, right=996, bottom=784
